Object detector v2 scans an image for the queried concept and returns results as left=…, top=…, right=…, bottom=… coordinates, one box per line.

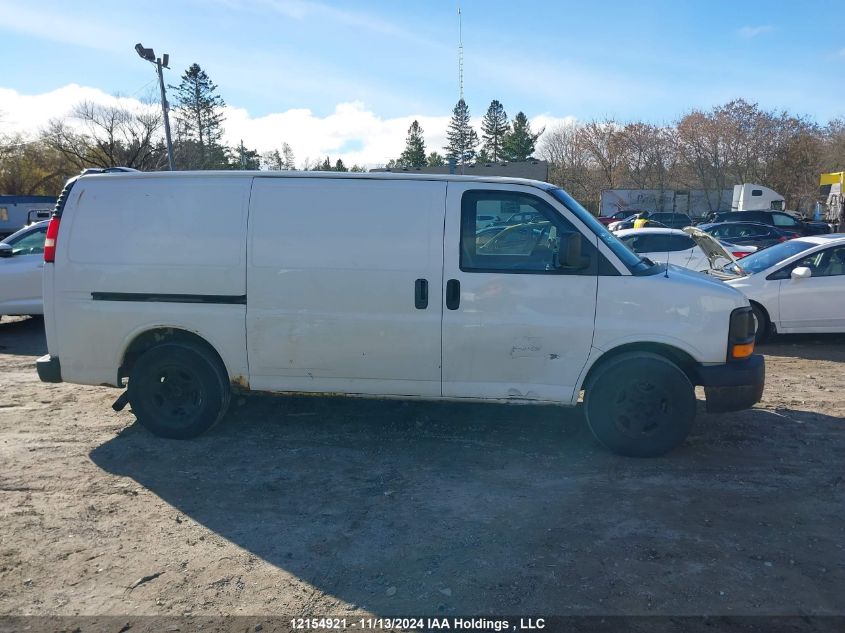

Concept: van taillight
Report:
left=44, top=217, right=60, bottom=263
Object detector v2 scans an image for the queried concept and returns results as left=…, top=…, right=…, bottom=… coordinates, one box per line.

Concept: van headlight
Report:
left=728, top=307, right=755, bottom=361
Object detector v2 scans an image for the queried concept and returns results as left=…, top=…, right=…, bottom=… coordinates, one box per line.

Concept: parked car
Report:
left=616, top=227, right=755, bottom=272
left=37, top=169, right=764, bottom=457
left=696, top=221, right=799, bottom=250
left=0, top=220, right=48, bottom=318
left=607, top=214, right=639, bottom=231
left=711, top=235, right=845, bottom=342
left=597, top=210, right=634, bottom=226
left=609, top=212, right=693, bottom=232
left=708, top=210, right=831, bottom=236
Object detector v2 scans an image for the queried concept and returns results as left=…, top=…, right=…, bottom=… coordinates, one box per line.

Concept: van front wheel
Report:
left=127, top=342, right=230, bottom=439
left=584, top=352, right=695, bottom=457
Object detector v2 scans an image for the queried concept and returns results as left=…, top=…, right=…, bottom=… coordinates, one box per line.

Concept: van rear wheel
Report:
left=584, top=352, right=695, bottom=457
left=127, top=342, right=230, bottom=439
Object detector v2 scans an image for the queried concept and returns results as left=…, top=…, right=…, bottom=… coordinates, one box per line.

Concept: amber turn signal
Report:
left=731, top=342, right=755, bottom=359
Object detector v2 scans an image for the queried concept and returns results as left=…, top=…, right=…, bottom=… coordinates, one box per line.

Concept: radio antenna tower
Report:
left=457, top=4, right=464, bottom=101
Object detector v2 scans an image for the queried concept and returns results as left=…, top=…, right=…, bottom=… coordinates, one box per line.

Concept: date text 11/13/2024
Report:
left=290, top=617, right=546, bottom=630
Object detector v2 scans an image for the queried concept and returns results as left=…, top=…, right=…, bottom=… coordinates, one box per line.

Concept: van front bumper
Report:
left=695, top=354, right=764, bottom=413
left=36, top=354, right=62, bottom=383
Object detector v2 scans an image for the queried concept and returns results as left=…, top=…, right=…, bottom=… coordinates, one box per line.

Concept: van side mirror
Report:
left=791, top=266, right=811, bottom=280
left=557, top=232, right=590, bottom=270
left=0, top=243, right=12, bottom=258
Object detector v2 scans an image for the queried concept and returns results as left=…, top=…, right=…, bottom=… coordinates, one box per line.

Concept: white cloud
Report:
left=530, top=114, right=579, bottom=133
left=0, top=85, right=570, bottom=168
left=224, top=101, right=452, bottom=167
left=0, top=85, right=156, bottom=134
left=738, top=25, right=773, bottom=39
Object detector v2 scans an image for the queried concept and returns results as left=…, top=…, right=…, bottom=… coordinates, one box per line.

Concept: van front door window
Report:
left=461, top=191, right=594, bottom=274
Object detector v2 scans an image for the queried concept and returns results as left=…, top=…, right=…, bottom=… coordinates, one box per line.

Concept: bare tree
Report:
left=617, top=122, right=676, bottom=193
left=0, top=134, right=76, bottom=195
left=539, top=123, right=593, bottom=204
left=578, top=118, right=627, bottom=191
left=821, top=118, right=845, bottom=172
left=43, top=98, right=167, bottom=171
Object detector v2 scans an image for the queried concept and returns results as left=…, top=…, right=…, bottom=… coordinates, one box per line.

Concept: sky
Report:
left=0, top=0, right=843, bottom=167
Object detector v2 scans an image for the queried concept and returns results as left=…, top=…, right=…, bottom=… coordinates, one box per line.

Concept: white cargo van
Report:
left=37, top=170, right=764, bottom=456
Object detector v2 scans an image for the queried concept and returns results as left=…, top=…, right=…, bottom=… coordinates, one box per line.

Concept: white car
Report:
left=714, top=234, right=845, bottom=342
left=0, top=220, right=48, bottom=318
left=615, top=227, right=756, bottom=272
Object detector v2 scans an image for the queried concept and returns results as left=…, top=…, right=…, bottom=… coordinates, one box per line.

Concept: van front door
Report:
left=441, top=184, right=598, bottom=402
left=246, top=177, right=446, bottom=396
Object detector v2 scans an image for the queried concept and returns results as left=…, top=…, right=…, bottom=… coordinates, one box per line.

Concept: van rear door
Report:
left=246, top=177, right=446, bottom=396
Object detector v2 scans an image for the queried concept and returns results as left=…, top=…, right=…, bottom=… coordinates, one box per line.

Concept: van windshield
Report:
left=547, top=188, right=652, bottom=273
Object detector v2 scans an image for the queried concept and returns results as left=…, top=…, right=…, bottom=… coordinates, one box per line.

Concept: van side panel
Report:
left=65, top=177, right=249, bottom=295
left=51, top=176, right=251, bottom=386
left=246, top=177, right=446, bottom=396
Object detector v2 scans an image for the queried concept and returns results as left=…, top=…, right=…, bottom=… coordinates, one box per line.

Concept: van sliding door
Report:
left=246, top=177, right=446, bottom=397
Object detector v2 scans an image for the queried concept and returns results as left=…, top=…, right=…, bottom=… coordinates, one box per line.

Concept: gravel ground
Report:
left=0, top=315, right=843, bottom=619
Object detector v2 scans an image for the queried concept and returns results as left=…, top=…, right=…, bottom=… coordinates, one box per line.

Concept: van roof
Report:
left=76, top=169, right=555, bottom=190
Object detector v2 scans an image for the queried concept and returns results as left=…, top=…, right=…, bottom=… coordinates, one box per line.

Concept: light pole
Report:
left=135, top=43, right=175, bottom=171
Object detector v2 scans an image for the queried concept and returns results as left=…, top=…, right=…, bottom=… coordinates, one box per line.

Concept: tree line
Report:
left=1, top=61, right=843, bottom=215
left=539, top=99, right=845, bottom=213
left=0, top=62, right=363, bottom=195
left=387, top=98, right=543, bottom=169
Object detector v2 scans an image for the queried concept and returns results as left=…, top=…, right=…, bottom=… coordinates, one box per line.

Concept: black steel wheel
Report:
left=584, top=352, right=696, bottom=457
left=127, top=342, right=230, bottom=439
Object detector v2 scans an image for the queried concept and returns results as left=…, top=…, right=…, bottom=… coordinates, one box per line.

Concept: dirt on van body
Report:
left=0, top=315, right=843, bottom=623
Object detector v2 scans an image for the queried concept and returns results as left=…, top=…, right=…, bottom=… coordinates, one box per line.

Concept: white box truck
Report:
left=37, top=170, right=764, bottom=456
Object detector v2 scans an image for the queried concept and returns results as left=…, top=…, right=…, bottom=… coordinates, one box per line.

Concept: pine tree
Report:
left=399, top=120, right=427, bottom=167
left=427, top=151, right=445, bottom=167
left=262, top=149, right=283, bottom=170
left=281, top=142, right=296, bottom=170
left=444, top=99, right=479, bottom=165
left=475, top=148, right=492, bottom=164
left=481, top=100, right=509, bottom=161
left=231, top=140, right=260, bottom=170
left=335, top=158, right=348, bottom=172
left=501, top=112, right=544, bottom=162
left=170, top=63, right=227, bottom=169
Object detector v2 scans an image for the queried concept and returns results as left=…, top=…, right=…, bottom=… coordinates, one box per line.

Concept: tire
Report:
left=750, top=303, right=769, bottom=344
left=127, top=342, right=230, bottom=439
left=584, top=352, right=696, bottom=457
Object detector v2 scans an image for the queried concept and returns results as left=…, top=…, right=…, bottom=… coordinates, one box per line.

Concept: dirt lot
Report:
left=0, top=315, right=843, bottom=619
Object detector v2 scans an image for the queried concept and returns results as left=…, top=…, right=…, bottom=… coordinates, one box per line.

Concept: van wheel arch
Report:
left=120, top=328, right=228, bottom=385
left=581, top=342, right=698, bottom=392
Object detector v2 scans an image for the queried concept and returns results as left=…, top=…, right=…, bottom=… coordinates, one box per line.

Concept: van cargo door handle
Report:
left=414, top=278, right=429, bottom=309
left=446, top=279, right=460, bottom=310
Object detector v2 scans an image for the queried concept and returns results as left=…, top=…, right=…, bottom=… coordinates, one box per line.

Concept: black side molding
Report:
left=92, top=292, right=246, bottom=305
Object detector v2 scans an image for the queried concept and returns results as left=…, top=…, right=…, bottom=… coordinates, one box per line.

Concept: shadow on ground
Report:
left=762, top=332, right=845, bottom=361
left=89, top=393, right=845, bottom=615
left=0, top=316, right=47, bottom=356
